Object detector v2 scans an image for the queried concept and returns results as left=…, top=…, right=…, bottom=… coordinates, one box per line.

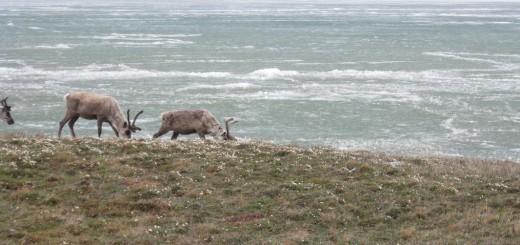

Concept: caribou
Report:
left=58, top=92, right=143, bottom=138
left=152, top=109, right=238, bottom=140
left=1, top=97, right=15, bottom=125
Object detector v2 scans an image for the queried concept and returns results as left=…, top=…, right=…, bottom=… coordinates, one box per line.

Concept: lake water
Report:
left=1, top=1, right=520, bottom=162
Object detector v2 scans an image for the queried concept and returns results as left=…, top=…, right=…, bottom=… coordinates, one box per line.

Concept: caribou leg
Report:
left=58, top=117, right=71, bottom=137
left=152, top=127, right=170, bottom=139
left=59, top=111, right=78, bottom=137
left=197, top=131, right=206, bottom=140
left=108, top=122, right=119, bottom=137
left=68, top=115, right=80, bottom=138
left=171, top=132, right=179, bottom=140
left=96, top=118, right=104, bottom=137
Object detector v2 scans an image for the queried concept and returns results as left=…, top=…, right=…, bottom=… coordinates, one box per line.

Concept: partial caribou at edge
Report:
left=1, top=97, right=14, bottom=125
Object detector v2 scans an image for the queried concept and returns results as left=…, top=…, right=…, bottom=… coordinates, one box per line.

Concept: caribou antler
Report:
left=132, top=110, right=144, bottom=130
left=1, top=97, right=10, bottom=108
left=224, top=118, right=238, bottom=140
left=132, top=110, right=143, bottom=125
left=127, top=109, right=143, bottom=132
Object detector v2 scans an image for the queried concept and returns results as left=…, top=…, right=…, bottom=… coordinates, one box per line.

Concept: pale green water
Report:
left=1, top=1, right=520, bottom=161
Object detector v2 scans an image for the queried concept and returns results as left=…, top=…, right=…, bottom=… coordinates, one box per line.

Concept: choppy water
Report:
left=1, top=1, right=520, bottom=162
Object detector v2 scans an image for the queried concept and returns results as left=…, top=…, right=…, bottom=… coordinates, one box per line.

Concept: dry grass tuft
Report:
left=400, top=227, right=415, bottom=240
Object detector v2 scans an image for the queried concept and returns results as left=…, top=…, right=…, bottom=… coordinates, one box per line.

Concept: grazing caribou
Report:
left=58, top=92, right=143, bottom=138
left=1, top=97, right=14, bottom=125
left=152, top=109, right=238, bottom=140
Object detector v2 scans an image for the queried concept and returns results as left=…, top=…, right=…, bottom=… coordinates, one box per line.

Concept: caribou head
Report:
left=123, top=109, right=143, bottom=138
left=1, top=97, right=14, bottom=125
left=223, top=118, right=238, bottom=141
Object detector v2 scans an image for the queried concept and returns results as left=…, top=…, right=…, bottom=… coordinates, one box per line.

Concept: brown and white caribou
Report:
left=58, top=92, right=143, bottom=138
left=152, top=109, right=237, bottom=140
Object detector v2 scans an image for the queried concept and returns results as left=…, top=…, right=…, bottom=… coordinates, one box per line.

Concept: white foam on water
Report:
left=93, top=33, right=201, bottom=39
left=309, top=69, right=454, bottom=82
left=176, top=82, right=259, bottom=92
left=0, top=59, right=26, bottom=66
left=246, top=68, right=300, bottom=80
left=113, top=40, right=194, bottom=47
left=80, top=33, right=200, bottom=47
left=243, top=68, right=457, bottom=83
left=298, top=83, right=423, bottom=102
left=441, top=117, right=471, bottom=136
left=1, top=65, right=496, bottom=103
left=0, top=65, right=235, bottom=81
left=324, top=138, right=450, bottom=158
left=423, top=52, right=520, bottom=70
left=430, top=21, right=516, bottom=25
left=2, top=64, right=516, bottom=102
left=246, top=90, right=305, bottom=100
left=34, top=44, right=73, bottom=49
left=168, top=59, right=251, bottom=63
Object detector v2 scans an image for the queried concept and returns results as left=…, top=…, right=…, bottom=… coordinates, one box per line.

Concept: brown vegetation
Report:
left=0, top=135, right=519, bottom=244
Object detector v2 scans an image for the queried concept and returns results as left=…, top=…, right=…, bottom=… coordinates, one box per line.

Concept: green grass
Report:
left=0, top=135, right=519, bottom=244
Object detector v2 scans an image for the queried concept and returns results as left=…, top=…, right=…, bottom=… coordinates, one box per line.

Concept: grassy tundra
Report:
left=0, top=135, right=519, bottom=244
